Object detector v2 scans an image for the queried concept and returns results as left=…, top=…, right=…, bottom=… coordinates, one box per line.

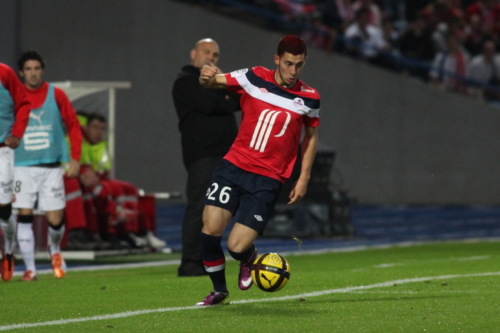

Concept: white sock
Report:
left=0, top=213, right=17, bottom=254
left=17, top=222, right=36, bottom=273
left=49, top=224, right=65, bottom=255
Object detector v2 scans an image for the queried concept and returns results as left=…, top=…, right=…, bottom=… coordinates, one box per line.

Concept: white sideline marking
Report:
left=1, top=271, right=499, bottom=331
left=457, top=255, right=490, bottom=261
left=348, top=290, right=476, bottom=294
left=373, top=263, right=401, bottom=268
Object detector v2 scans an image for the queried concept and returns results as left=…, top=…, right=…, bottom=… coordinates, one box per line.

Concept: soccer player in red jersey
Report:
left=0, top=63, right=31, bottom=282
left=14, top=51, right=81, bottom=281
left=196, top=35, right=320, bottom=306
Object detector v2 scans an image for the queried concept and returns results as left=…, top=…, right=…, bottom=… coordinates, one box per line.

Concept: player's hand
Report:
left=5, top=135, right=20, bottom=149
left=199, top=65, right=218, bottom=87
left=288, top=179, right=308, bottom=204
left=66, top=159, right=80, bottom=178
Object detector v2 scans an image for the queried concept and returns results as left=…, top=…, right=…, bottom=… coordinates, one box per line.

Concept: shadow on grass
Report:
left=219, top=303, right=323, bottom=316
left=213, top=294, right=458, bottom=316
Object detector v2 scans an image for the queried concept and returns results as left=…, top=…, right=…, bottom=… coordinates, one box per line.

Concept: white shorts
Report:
left=0, top=147, right=14, bottom=204
left=13, top=166, right=65, bottom=211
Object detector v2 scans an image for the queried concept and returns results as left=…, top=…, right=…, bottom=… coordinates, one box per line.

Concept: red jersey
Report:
left=0, top=63, right=31, bottom=139
left=223, top=66, right=320, bottom=183
left=23, top=82, right=82, bottom=161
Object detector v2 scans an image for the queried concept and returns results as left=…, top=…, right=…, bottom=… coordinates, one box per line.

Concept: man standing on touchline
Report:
left=173, top=38, right=241, bottom=277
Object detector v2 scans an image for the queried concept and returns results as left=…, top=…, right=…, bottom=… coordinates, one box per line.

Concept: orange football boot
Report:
left=51, top=253, right=67, bottom=278
left=21, top=270, right=37, bottom=281
left=1, top=251, right=15, bottom=281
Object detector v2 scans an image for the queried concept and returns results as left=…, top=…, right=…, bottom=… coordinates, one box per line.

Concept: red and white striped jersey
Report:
left=223, top=66, right=320, bottom=183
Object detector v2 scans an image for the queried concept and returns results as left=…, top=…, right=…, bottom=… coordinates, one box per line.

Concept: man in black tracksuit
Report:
left=172, top=38, right=240, bottom=277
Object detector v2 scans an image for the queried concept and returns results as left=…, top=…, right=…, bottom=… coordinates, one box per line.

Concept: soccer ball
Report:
left=251, top=253, right=291, bottom=292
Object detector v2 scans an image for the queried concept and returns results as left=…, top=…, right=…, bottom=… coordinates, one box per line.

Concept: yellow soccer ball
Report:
left=251, top=253, right=291, bottom=292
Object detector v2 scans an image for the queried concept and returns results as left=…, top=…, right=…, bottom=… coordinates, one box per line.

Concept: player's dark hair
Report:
left=86, top=113, right=107, bottom=125
left=18, top=50, right=46, bottom=71
left=277, top=35, right=307, bottom=57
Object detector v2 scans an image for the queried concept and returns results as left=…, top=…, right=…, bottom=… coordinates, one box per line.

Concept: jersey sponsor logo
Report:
left=301, top=86, right=316, bottom=93
left=29, top=110, right=45, bottom=125
left=259, top=87, right=269, bottom=93
left=26, top=124, right=53, bottom=132
left=293, top=98, right=304, bottom=108
left=230, top=68, right=248, bottom=77
left=24, top=132, right=50, bottom=150
left=249, top=109, right=291, bottom=152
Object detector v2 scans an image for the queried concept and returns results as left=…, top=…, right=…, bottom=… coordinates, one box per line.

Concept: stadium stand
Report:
left=179, top=0, right=500, bottom=105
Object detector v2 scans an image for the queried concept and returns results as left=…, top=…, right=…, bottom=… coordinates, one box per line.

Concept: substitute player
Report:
left=196, top=35, right=319, bottom=306
left=0, top=63, right=31, bottom=282
left=15, top=51, right=81, bottom=281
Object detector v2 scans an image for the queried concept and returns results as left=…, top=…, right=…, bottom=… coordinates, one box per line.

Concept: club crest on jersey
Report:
left=293, top=98, right=304, bottom=108
left=249, top=109, right=291, bottom=152
left=259, top=87, right=269, bottom=93
left=230, top=68, right=248, bottom=77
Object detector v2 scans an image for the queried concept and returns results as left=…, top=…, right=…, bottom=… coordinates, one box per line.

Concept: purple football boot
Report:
left=238, top=249, right=257, bottom=290
left=196, top=291, right=230, bottom=306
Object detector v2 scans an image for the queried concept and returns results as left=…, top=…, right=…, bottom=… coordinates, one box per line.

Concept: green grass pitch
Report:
left=0, top=241, right=499, bottom=332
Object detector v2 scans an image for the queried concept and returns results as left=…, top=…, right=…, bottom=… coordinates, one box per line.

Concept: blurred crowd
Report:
left=193, top=0, right=500, bottom=103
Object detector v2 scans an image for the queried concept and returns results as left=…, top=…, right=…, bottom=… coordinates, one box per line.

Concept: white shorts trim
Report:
left=13, top=166, right=65, bottom=211
left=0, top=147, right=14, bottom=204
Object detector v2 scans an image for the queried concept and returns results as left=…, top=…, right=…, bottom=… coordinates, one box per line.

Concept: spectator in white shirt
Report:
left=469, top=40, right=500, bottom=100
left=430, top=33, right=470, bottom=93
left=345, top=8, right=388, bottom=61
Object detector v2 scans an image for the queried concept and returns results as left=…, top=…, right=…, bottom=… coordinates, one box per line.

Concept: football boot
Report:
left=238, top=249, right=257, bottom=290
left=196, top=291, right=230, bottom=306
left=1, top=251, right=14, bottom=281
left=51, top=253, right=67, bottom=278
left=21, top=270, right=37, bottom=281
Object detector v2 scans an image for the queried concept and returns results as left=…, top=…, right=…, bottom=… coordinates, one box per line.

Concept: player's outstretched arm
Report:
left=199, top=65, right=227, bottom=89
left=288, top=126, right=318, bottom=204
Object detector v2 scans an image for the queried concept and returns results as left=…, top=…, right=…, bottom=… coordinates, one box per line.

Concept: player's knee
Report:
left=202, top=214, right=226, bottom=236
left=46, top=210, right=64, bottom=226
left=227, top=237, right=249, bottom=253
left=0, top=203, right=12, bottom=220
left=201, top=224, right=224, bottom=237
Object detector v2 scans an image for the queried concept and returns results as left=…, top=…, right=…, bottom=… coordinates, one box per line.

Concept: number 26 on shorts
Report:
left=207, top=182, right=231, bottom=204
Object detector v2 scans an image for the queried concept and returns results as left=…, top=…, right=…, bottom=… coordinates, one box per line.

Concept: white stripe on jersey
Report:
left=234, top=72, right=320, bottom=118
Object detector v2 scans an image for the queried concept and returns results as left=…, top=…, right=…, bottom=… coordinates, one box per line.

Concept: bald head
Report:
left=190, top=38, right=220, bottom=68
